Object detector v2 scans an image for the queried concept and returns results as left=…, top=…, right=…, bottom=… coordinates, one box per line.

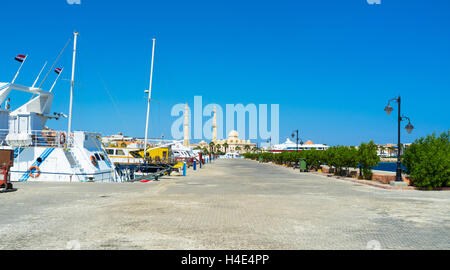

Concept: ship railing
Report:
left=0, top=129, right=74, bottom=148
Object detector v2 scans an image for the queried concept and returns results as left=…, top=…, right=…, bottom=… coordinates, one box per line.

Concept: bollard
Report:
left=183, top=162, right=187, bottom=176
left=193, top=160, right=197, bottom=171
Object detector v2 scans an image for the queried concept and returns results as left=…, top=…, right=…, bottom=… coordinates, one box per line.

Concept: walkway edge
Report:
left=246, top=159, right=450, bottom=191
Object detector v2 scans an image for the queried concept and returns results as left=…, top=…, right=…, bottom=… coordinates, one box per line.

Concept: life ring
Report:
left=91, top=155, right=98, bottom=167
left=29, top=166, right=41, bottom=179
left=60, top=132, right=66, bottom=145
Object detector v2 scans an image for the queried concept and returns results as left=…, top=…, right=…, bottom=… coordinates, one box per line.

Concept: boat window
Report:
left=116, top=150, right=125, bottom=155
left=106, top=149, right=114, bottom=155
left=94, top=153, right=101, bottom=160
left=100, top=154, right=105, bottom=160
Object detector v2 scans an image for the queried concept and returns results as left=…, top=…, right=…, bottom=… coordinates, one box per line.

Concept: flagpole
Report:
left=68, top=32, right=79, bottom=136
left=143, top=38, right=156, bottom=161
left=32, top=61, right=48, bottom=88
left=49, top=68, right=64, bottom=92
left=12, top=55, right=28, bottom=84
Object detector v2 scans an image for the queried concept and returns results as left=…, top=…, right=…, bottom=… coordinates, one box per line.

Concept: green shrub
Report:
left=305, top=149, right=323, bottom=171
left=361, top=168, right=373, bottom=180
left=357, top=141, right=380, bottom=180
left=243, top=142, right=375, bottom=179
left=324, top=146, right=358, bottom=176
left=403, top=131, right=450, bottom=189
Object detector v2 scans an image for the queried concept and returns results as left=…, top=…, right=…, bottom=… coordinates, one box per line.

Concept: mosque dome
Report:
left=228, top=130, right=239, bottom=138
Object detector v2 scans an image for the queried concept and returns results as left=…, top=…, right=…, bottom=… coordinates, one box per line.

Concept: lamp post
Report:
left=291, top=130, right=303, bottom=152
left=384, top=96, right=414, bottom=182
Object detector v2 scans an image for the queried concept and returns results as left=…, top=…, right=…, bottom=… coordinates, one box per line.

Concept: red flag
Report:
left=54, top=68, right=62, bottom=74
left=15, top=55, right=26, bottom=63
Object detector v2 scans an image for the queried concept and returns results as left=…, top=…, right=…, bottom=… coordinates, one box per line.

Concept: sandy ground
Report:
left=0, top=159, right=448, bottom=250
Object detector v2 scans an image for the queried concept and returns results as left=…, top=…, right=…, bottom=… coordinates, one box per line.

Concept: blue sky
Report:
left=0, top=0, right=449, bottom=146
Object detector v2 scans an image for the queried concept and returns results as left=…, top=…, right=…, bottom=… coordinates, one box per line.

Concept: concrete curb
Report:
left=245, top=159, right=450, bottom=191
left=310, top=172, right=417, bottom=190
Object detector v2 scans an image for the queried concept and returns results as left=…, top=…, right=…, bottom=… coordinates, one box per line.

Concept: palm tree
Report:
left=209, top=141, right=215, bottom=154
left=235, top=146, right=242, bottom=153
left=202, top=147, right=209, bottom=155
left=222, top=142, right=229, bottom=153
left=215, top=144, right=221, bottom=152
left=252, top=146, right=258, bottom=153
left=244, top=145, right=250, bottom=153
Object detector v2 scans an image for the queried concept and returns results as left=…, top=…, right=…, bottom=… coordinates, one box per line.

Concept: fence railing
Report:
left=0, top=130, right=74, bottom=148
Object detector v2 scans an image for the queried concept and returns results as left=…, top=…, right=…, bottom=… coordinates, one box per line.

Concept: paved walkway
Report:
left=0, top=159, right=448, bottom=250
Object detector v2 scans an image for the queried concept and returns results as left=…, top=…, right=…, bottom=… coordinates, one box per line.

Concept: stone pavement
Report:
left=0, top=159, right=448, bottom=250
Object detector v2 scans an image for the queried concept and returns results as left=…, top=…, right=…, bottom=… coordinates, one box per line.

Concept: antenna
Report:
left=68, top=31, right=79, bottom=135
left=32, top=61, right=48, bottom=88
left=143, top=38, right=156, bottom=159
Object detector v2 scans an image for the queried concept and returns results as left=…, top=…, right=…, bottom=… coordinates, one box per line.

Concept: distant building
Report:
left=103, top=133, right=133, bottom=143
left=102, top=133, right=145, bottom=148
left=376, top=143, right=411, bottom=157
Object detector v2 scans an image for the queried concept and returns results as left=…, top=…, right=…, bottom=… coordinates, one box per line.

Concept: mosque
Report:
left=183, top=105, right=256, bottom=154
left=196, top=130, right=256, bottom=154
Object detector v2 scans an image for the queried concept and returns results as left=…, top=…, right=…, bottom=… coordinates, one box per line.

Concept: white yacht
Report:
left=270, top=138, right=329, bottom=152
left=221, top=152, right=242, bottom=159
left=171, top=142, right=197, bottom=161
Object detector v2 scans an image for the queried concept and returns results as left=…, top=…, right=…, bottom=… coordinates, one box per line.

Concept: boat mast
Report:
left=143, top=38, right=156, bottom=159
left=68, top=31, right=79, bottom=135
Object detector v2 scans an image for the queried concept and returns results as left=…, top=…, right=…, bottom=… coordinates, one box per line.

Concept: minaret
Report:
left=183, top=103, right=190, bottom=146
left=212, top=106, right=217, bottom=142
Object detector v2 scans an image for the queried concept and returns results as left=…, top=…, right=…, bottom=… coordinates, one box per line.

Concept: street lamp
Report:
left=267, top=137, right=272, bottom=150
left=404, top=117, right=414, bottom=134
left=384, top=96, right=414, bottom=182
left=291, top=130, right=303, bottom=152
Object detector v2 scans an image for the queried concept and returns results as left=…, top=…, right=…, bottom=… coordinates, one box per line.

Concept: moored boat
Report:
left=1, top=32, right=118, bottom=182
